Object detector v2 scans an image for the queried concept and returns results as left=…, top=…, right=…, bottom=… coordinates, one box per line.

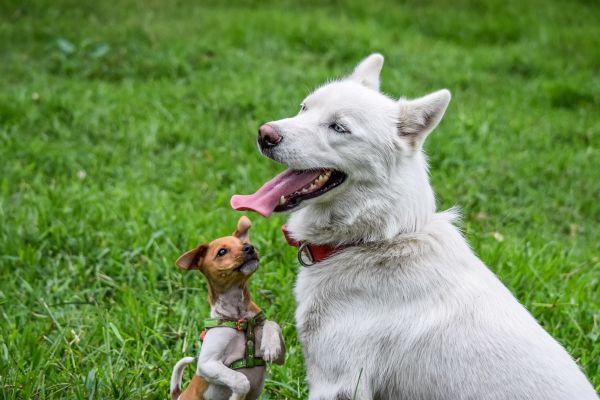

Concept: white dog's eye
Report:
left=329, top=123, right=349, bottom=134
left=300, top=104, right=307, bottom=112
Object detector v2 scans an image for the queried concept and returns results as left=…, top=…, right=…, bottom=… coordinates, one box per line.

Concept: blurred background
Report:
left=1, top=0, right=598, bottom=398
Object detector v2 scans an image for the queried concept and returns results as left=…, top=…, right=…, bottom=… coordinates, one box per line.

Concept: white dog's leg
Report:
left=260, top=320, right=285, bottom=364
left=306, top=365, right=370, bottom=400
left=307, top=383, right=358, bottom=400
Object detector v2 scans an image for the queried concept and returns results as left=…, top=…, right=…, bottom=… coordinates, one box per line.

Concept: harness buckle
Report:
left=297, top=242, right=315, bottom=267
left=237, top=319, right=244, bottom=331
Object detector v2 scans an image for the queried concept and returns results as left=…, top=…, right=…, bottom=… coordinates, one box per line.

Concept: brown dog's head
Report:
left=175, top=216, right=259, bottom=297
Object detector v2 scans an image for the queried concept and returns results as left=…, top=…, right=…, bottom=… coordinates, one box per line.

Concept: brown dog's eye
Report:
left=217, top=248, right=227, bottom=257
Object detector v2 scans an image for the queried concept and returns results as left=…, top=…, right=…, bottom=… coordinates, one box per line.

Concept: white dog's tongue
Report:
left=231, top=169, right=321, bottom=217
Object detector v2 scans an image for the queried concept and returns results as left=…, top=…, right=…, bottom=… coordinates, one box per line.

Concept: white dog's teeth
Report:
left=296, top=171, right=334, bottom=197
left=279, top=196, right=286, bottom=205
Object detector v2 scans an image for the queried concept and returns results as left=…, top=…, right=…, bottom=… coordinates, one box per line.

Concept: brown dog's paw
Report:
left=260, top=321, right=285, bottom=364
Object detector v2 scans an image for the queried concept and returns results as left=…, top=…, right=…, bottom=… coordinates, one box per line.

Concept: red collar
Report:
left=282, top=225, right=351, bottom=266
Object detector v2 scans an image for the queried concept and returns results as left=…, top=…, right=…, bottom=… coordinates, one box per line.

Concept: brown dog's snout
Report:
left=257, top=124, right=282, bottom=150
left=243, top=243, right=256, bottom=257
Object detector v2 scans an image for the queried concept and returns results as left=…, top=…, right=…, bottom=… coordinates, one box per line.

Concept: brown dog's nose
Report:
left=258, top=124, right=282, bottom=150
left=243, top=244, right=255, bottom=255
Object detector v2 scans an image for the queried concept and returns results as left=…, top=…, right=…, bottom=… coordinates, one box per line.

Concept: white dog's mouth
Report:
left=231, top=168, right=346, bottom=217
left=274, top=169, right=346, bottom=212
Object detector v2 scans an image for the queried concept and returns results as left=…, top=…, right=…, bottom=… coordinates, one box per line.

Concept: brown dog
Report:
left=170, top=216, right=285, bottom=400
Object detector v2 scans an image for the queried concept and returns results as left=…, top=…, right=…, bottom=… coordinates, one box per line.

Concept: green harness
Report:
left=202, top=311, right=266, bottom=370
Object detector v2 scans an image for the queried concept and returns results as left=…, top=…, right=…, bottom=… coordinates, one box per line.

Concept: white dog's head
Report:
left=232, top=54, right=451, bottom=243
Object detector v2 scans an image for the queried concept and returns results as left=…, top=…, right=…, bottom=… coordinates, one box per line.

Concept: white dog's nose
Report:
left=258, top=124, right=282, bottom=149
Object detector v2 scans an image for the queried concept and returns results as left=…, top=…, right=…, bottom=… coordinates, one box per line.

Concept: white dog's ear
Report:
left=398, top=89, right=451, bottom=148
left=350, top=53, right=384, bottom=91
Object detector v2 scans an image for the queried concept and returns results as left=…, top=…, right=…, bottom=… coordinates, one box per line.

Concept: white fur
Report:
left=260, top=320, right=284, bottom=363
left=170, top=285, right=285, bottom=400
left=196, top=328, right=252, bottom=400
left=170, top=356, right=195, bottom=397
left=193, top=321, right=283, bottom=400
left=261, top=54, right=598, bottom=399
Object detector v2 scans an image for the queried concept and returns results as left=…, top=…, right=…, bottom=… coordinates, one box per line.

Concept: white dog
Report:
left=231, top=54, right=598, bottom=399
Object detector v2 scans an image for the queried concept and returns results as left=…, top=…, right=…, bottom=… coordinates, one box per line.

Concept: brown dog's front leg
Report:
left=260, top=320, right=286, bottom=365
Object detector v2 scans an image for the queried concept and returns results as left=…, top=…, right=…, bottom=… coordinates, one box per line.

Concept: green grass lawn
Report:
left=1, top=0, right=599, bottom=398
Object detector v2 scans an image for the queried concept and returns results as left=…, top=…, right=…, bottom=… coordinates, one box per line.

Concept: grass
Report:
left=0, top=0, right=598, bottom=398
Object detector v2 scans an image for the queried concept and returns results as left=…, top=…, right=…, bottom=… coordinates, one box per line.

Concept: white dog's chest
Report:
left=294, top=257, right=420, bottom=362
left=291, top=242, right=598, bottom=400
left=294, top=260, right=357, bottom=338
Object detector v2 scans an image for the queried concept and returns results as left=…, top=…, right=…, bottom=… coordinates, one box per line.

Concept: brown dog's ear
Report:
left=233, top=216, right=252, bottom=242
left=176, top=244, right=208, bottom=270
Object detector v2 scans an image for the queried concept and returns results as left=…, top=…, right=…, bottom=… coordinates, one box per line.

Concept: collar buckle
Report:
left=297, top=242, right=315, bottom=267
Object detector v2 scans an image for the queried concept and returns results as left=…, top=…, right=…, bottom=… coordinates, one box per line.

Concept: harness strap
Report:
left=202, top=311, right=266, bottom=370
left=229, top=357, right=266, bottom=369
left=204, top=318, right=248, bottom=331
